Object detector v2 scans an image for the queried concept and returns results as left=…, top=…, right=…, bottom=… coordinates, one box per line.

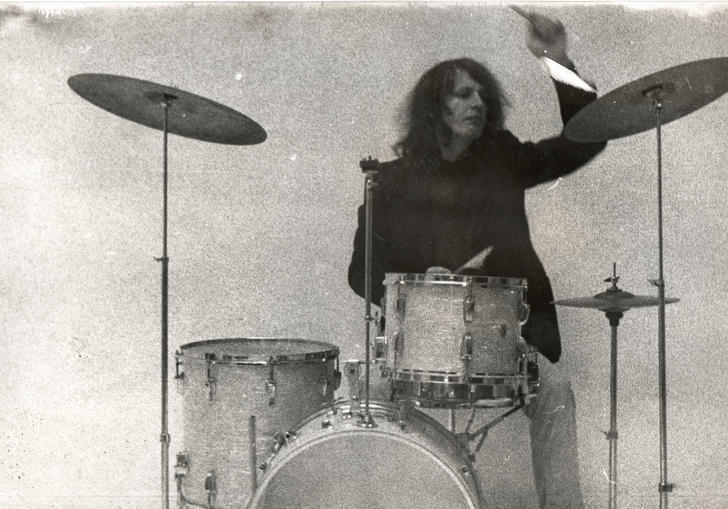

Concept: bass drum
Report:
left=248, top=400, right=485, bottom=509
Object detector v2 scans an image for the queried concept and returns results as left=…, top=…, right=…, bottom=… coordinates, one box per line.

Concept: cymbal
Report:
left=554, top=289, right=679, bottom=313
left=564, top=57, right=728, bottom=142
left=68, top=73, right=267, bottom=145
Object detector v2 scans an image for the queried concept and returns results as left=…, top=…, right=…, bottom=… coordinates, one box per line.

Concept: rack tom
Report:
left=378, top=273, right=538, bottom=408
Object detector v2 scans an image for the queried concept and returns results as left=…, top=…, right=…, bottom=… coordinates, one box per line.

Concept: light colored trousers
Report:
left=523, top=355, right=584, bottom=509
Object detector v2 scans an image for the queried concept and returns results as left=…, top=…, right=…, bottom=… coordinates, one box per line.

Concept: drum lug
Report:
left=373, top=334, right=388, bottom=361
left=284, top=430, right=298, bottom=445
left=174, top=452, right=190, bottom=509
left=272, top=431, right=286, bottom=453
left=396, top=281, right=407, bottom=316
left=175, top=452, right=189, bottom=478
left=321, top=409, right=335, bottom=429
left=342, top=401, right=355, bottom=419
left=266, top=365, right=277, bottom=405
left=204, top=354, right=216, bottom=401
left=204, top=470, right=217, bottom=509
left=460, top=332, right=473, bottom=378
left=463, top=284, right=475, bottom=323
left=174, top=350, right=185, bottom=393
left=174, top=350, right=184, bottom=380
left=518, top=342, right=527, bottom=376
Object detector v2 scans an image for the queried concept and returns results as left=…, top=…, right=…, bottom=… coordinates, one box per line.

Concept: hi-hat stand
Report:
left=555, top=263, right=679, bottom=509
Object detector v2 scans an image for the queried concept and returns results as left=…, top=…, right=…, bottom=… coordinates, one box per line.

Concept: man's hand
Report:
left=425, top=266, right=452, bottom=275
left=512, top=7, right=570, bottom=67
left=425, top=266, right=452, bottom=281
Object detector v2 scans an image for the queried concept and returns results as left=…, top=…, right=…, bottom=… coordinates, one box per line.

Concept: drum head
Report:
left=179, top=337, right=338, bottom=363
left=251, top=429, right=478, bottom=508
left=384, top=272, right=527, bottom=289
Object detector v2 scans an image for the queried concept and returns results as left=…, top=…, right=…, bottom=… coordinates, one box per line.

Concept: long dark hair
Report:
left=394, top=58, right=508, bottom=167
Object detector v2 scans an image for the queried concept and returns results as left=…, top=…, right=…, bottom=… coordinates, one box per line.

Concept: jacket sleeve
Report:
left=503, top=73, right=607, bottom=189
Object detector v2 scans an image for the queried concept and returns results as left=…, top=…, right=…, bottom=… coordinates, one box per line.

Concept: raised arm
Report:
left=505, top=9, right=606, bottom=188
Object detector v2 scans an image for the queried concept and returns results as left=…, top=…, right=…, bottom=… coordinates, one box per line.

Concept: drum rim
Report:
left=250, top=432, right=479, bottom=509
left=250, top=399, right=483, bottom=509
left=391, top=370, right=530, bottom=384
left=178, top=337, right=339, bottom=365
left=391, top=378, right=539, bottom=409
left=383, top=272, right=527, bottom=288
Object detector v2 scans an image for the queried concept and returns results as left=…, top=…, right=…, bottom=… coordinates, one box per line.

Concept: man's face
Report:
left=441, top=69, right=486, bottom=145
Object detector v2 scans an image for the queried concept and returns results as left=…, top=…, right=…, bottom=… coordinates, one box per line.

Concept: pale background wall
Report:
left=1, top=2, right=727, bottom=508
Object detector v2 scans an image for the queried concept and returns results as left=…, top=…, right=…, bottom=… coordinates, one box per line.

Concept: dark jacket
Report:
left=348, top=79, right=606, bottom=363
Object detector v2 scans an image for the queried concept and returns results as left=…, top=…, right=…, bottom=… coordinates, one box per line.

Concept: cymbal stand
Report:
left=642, top=86, right=673, bottom=507
left=155, top=94, right=175, bottom=509
left=359, top=156, right=380, bottom=427
left=592, top=264, right=625, bottom=509
left=604, top=307, right=623, bottom=509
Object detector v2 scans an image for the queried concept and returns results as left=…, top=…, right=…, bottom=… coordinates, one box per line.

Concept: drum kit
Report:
left=67, top=53, right=728, bottom=508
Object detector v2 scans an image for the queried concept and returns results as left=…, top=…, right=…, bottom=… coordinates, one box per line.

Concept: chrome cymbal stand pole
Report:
left=605, top=308, right=623, bottom=509
left=643, top=86, right=673, bottom=508
left=156, top=95, right=175, bottom=509
left=359, top=156, right=380, bottom=427
left=599, top=264, right=623, bottom=509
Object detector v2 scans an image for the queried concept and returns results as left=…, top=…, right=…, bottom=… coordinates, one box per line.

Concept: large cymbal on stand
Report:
left=564, top=57, right=728, bottom=142
left=554, top=290, right=679, bottom=313
left=68, top=73, right=267, bottom=145
left=68, top=72, right=266, bottom=509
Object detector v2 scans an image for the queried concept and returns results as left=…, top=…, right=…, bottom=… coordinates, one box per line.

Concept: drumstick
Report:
left=510, top=5, right=597, bottom=93
left=455, top=246, right=493, bottom=275
left=510, top=5, right=533, bottom=22
left=510, top=5, right=548, bottom=37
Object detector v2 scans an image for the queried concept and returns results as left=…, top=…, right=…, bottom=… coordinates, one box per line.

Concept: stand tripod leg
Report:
left=471, top=404, right=524, bottom=456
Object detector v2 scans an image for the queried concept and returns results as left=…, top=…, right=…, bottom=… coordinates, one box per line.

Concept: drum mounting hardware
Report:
left=204, top=354, right=216, bottom=401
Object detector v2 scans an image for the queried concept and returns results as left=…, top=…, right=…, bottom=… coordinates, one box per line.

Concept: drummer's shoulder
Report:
left=377, top=158, right=404, bottom=171
left=485, top=129, right=521, bottom=156
left=374, top=157, right=409, bottom=184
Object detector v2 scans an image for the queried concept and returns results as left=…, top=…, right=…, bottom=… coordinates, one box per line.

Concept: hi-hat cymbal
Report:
left=554, top=289, right=679, bottom=313
left=564, top=57, right=728, bottom=142
left=68, top=73, right=266, bottom=145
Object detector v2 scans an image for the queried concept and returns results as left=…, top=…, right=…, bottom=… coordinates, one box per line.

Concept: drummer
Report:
left=347, top=11, right=605, bottom=509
